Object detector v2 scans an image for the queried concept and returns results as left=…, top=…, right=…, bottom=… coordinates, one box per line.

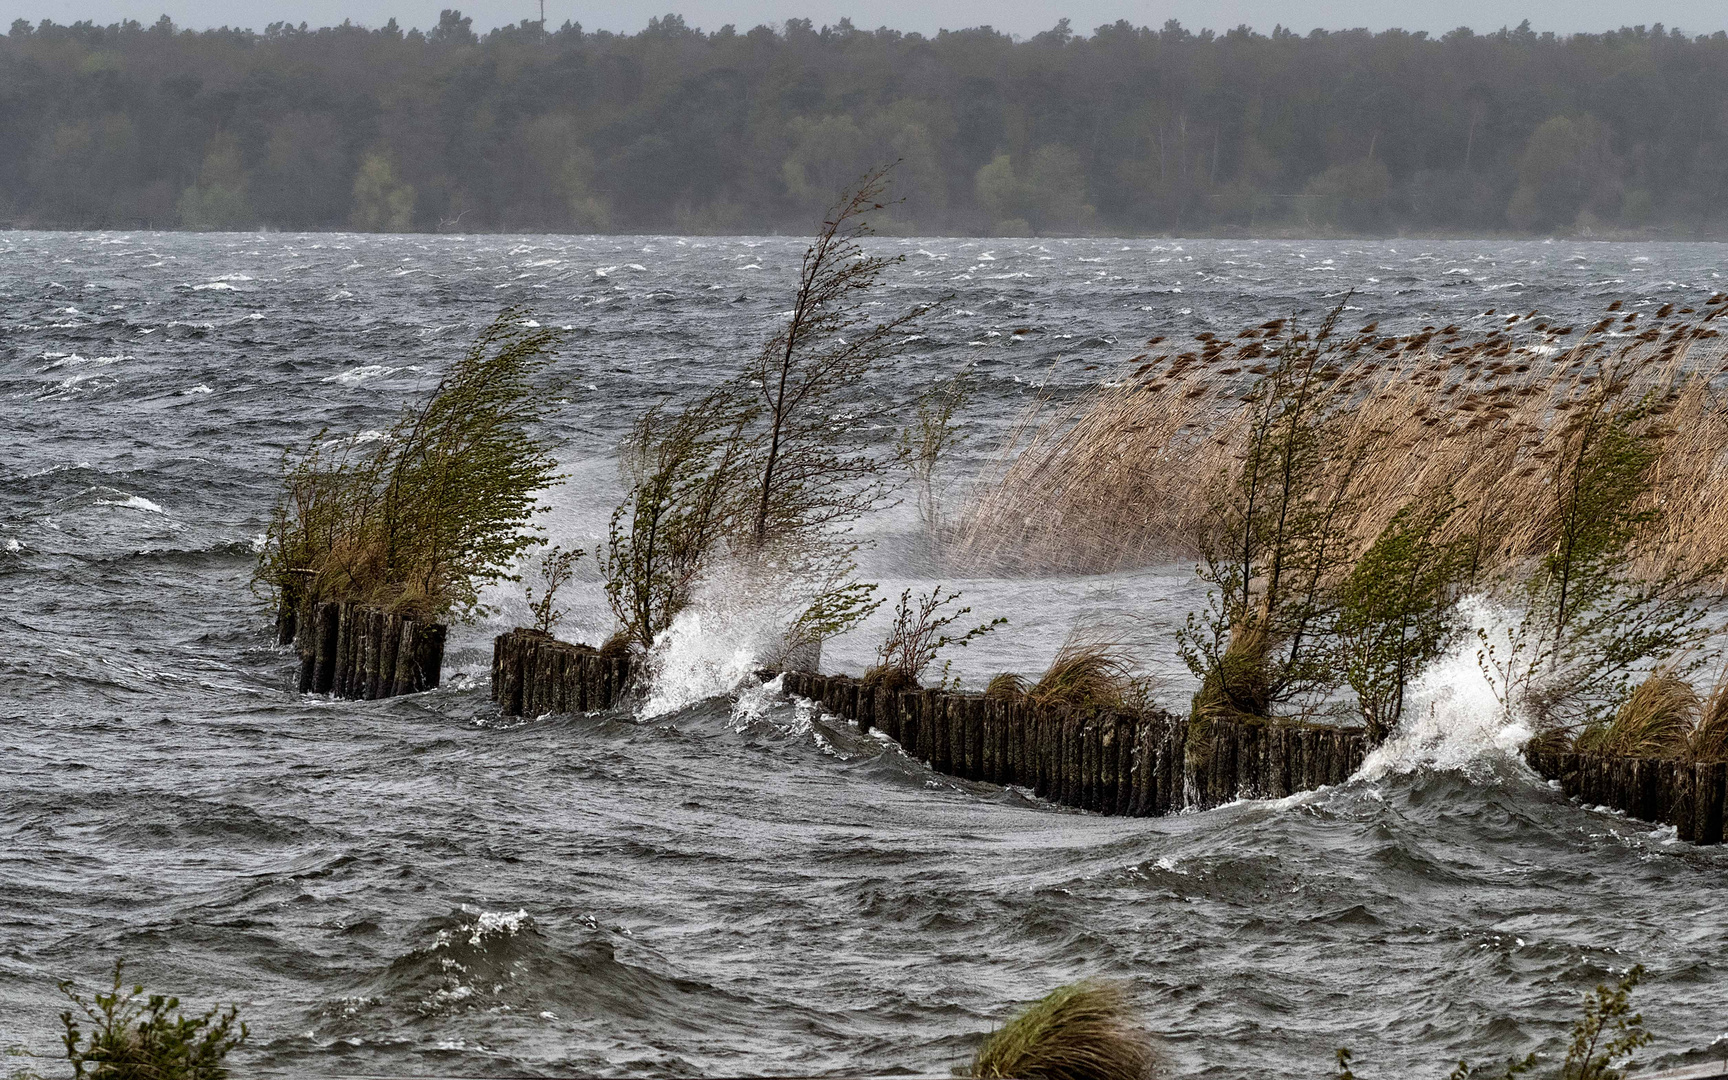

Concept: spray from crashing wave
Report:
left=1355, top=595, right=1535, bottom=783
left=638, top=561, right=824, bottom=719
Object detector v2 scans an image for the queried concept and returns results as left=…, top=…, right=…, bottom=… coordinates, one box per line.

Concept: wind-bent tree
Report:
left=603, top=392, right=754, bottom=650
left=744, top=166, right=930, bottom=551
left=602, top=168, right=940, bottom=653
left=1179, top=302, right=1375, bottom=721
left=259, top=309, right=563, bottom=622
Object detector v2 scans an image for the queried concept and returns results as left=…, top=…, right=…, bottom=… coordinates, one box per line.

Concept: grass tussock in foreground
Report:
left=972, top=981, right=1157, bottom=1080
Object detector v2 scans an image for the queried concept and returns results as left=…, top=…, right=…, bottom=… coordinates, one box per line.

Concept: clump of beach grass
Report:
left=1692, top=669, right=1728, bottom=761
left=985, top=672, right=1030, bottom=702
left=971, top=980, right=1157, bottom=1080
left=1027, top=628, right=1152, bottom=714
left=1029, top=644, right=1131, bottom=710
left=1576, top=670, right=1698, bottom=757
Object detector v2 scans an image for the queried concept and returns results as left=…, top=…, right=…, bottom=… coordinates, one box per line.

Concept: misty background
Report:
left=8, top=2, right=1728, bottom=38
left=3, top=10, right=1727, bottom=235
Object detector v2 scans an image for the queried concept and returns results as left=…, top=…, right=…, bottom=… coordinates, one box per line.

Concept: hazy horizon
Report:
left=6, top=0, right=1727, bottom=38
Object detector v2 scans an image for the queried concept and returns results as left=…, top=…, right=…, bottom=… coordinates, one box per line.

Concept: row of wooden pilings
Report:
left=1524, top=749, right=1728, bottom=845
left=280, top=599, right=447, bottom=700
left=492, top=629, right=636, bottom=716
left=482, top=633, right=1728, bottom=840
left=780, top=671, right=1368, bottom=816
left=484, top=629, right=1366, bottom=814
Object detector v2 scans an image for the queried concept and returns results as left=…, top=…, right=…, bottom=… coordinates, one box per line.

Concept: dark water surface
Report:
left=3, top=232, right=1727, bottom=1078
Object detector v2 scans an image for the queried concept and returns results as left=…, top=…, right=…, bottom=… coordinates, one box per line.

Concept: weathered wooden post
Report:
left=1698, top=762, right=1726, bottom=845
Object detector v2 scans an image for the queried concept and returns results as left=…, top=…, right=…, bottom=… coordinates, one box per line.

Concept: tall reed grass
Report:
left=955, top=295, right=1728, bottom=582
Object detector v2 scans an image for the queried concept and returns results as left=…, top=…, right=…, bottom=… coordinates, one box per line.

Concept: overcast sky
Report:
left=8, top=0, right=1726, bottom=38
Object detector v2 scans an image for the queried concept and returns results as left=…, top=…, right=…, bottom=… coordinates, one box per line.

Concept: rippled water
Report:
left=4, top=232, right=1728, bottom=1078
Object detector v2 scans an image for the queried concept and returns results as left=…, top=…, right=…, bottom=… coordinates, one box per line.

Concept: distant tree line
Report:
left=3, top=11, right=1728, bottom=236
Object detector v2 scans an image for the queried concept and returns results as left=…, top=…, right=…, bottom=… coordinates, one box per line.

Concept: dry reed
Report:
left=954, top=295, right=1728, bottom=581
left=1579, top=670, right=1699, bottom=756
left=1693, top=667, right=1728, bottom=761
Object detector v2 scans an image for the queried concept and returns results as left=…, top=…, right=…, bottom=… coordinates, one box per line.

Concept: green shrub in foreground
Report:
left=57, top=961, right=246, bottom=1080
left=1337, top=966, right=1650, bottom=1080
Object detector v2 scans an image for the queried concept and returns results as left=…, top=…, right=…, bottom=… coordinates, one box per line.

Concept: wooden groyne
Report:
left=279, top=599, right=447, bottom=700
left=779, top=671, right=1368, bottom=816
left=492, top=628, right=636, bottom=716
left=1525, top=748, right=1728, bottom=845
left=484, top=646, right=1728, bottom=841
left=485, top=641, right=1365, bottom=811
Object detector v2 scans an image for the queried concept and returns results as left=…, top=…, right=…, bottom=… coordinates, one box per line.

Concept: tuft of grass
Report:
left=1691, top=668, right=1728, bottom=761
left=862, top=663, right=920, bottom=694
left=985, top=672, right=1030, bottom=702
left=1028, top=641, right=1141, bottom=713
left=1579, top=671, right=1697, bottom=757
left=598, top=630, right=636, bottom=659
left=971, top=980, right=1157, bottom=1080
left=1190, top=620, right=1274, bottom=722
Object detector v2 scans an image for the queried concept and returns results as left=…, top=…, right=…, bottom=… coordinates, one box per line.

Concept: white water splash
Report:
left=638, top=564, right=815, bottom=719
left=1355, top=595, right=1534, bottom=782
left=729, top=673, right=785, bottom=729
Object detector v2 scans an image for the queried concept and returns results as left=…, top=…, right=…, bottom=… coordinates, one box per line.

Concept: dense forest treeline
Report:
left=4, top=11, right=1728, bottom=236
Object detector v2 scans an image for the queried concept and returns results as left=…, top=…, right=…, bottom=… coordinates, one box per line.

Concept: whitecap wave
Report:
left=96, top=495, right=168, bottom=514
left=322, top=365, right=399, bottom=385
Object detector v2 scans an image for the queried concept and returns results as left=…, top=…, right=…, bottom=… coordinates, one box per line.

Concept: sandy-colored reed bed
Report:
left=954, top=296, right=1728, bottom=580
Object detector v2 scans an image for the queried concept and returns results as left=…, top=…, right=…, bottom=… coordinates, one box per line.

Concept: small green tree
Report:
left=1336, top=495, right=1474, bottom=743
left=59, top=961, right=247, bottom=1080
left=1479, top=376, right=1719, bottom=729
left=1180, top=302, right=1372, bottom=721
left=258, top=309, right=563, bottom=622
left=896, top=372, right=972, bottom=545
left=1561, top=966, right=1650, bottom=1080
left=866, top=586, right=1004, bottom=690
left=743, top=166, right=934, bottom=554
left=602, top=392, right=753, bottom=651
left=524, top=543, right=585, bottom=635
left=603, top=168, right=939, bottom=654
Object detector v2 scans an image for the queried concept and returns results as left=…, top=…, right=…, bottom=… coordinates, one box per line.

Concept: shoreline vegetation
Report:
left=264, top=170, right=1728, bottom=769
left=5, top=15, right=1728, bottom=239
left=1, top=965, right=1666, bottom=1080
left=235, top=174, right=1728, bottom=1076
left=952, top=286, right=1728, bottom=758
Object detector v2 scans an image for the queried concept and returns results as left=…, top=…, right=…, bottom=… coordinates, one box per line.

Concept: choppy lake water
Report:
left=3, top=232, right=1727, bottom=1078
